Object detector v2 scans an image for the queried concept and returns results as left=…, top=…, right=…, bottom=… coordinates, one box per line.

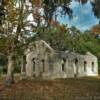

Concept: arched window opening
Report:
left=92, top=62, right=94, bottom=72
left=41, top=59, right=45, bottom=72
left=84, top=61, right=87, bottom=72
left=62, top=58, right=66, bottom=72
left=32, top=58, right=35, bottom=72
left=75, top=58, right=78, bottom=65
left=74, top=58, right=78, bottom=77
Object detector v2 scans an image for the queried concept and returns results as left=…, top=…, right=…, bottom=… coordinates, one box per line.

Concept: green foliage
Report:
left=32, top=27, right=100, bottom=72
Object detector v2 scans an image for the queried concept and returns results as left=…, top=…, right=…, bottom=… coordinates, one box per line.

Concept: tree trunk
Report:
left=5, top=53, right=15, bottom=86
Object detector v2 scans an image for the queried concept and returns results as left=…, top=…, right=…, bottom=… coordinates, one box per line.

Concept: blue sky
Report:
left=56, top=0, right=99, bottom=32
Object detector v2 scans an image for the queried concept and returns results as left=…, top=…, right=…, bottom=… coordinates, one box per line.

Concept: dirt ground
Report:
left=0, top=76, right=100, bottom=100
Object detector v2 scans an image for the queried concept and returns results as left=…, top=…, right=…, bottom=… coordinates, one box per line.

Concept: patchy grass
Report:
left=0, top=77, right=100, bottom=100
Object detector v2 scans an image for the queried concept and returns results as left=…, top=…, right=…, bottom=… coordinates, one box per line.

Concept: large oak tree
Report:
left=0, top=0, right=73, bottom=86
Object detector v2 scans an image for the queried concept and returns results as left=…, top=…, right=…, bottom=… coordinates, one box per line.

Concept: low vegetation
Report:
left=0, top=77, right=100, bottom=100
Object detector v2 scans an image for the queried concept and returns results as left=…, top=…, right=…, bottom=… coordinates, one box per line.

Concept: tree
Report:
left=91, top=0, right=100, bottom=19
left=0, top=0, right=74, bottom=86
left=90, top=24, right=100, bottom=37
left=0, top=0, right=32, bottom=85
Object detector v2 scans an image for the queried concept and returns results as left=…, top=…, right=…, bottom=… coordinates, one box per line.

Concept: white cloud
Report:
left=73, top=16, right=79, bottom=21
left=69, top=0, right=79, bottom=8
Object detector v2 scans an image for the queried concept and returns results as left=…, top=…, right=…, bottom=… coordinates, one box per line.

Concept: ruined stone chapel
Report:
left=21, top=40, right=98, bottom=79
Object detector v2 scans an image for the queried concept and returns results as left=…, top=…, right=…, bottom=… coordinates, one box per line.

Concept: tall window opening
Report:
left=32, top=58, right=35, bottom=72
left=75, top=58, right=78, bottom=65
left=41, top=59, right=45, bottom=72
left=84, top=61, right=87, bottom=72
left=74, top=58, right=78, bottom=77
left=62, top=58, right=66, bottom=72
left=92, top=62, right=94, bottom=72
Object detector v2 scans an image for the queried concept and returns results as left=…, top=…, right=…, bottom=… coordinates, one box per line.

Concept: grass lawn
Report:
left=0, top=76, right=100, bottom=100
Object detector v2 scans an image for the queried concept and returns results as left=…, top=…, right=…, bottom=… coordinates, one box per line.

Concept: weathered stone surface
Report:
left=22, top=40, right=98, bottom=79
